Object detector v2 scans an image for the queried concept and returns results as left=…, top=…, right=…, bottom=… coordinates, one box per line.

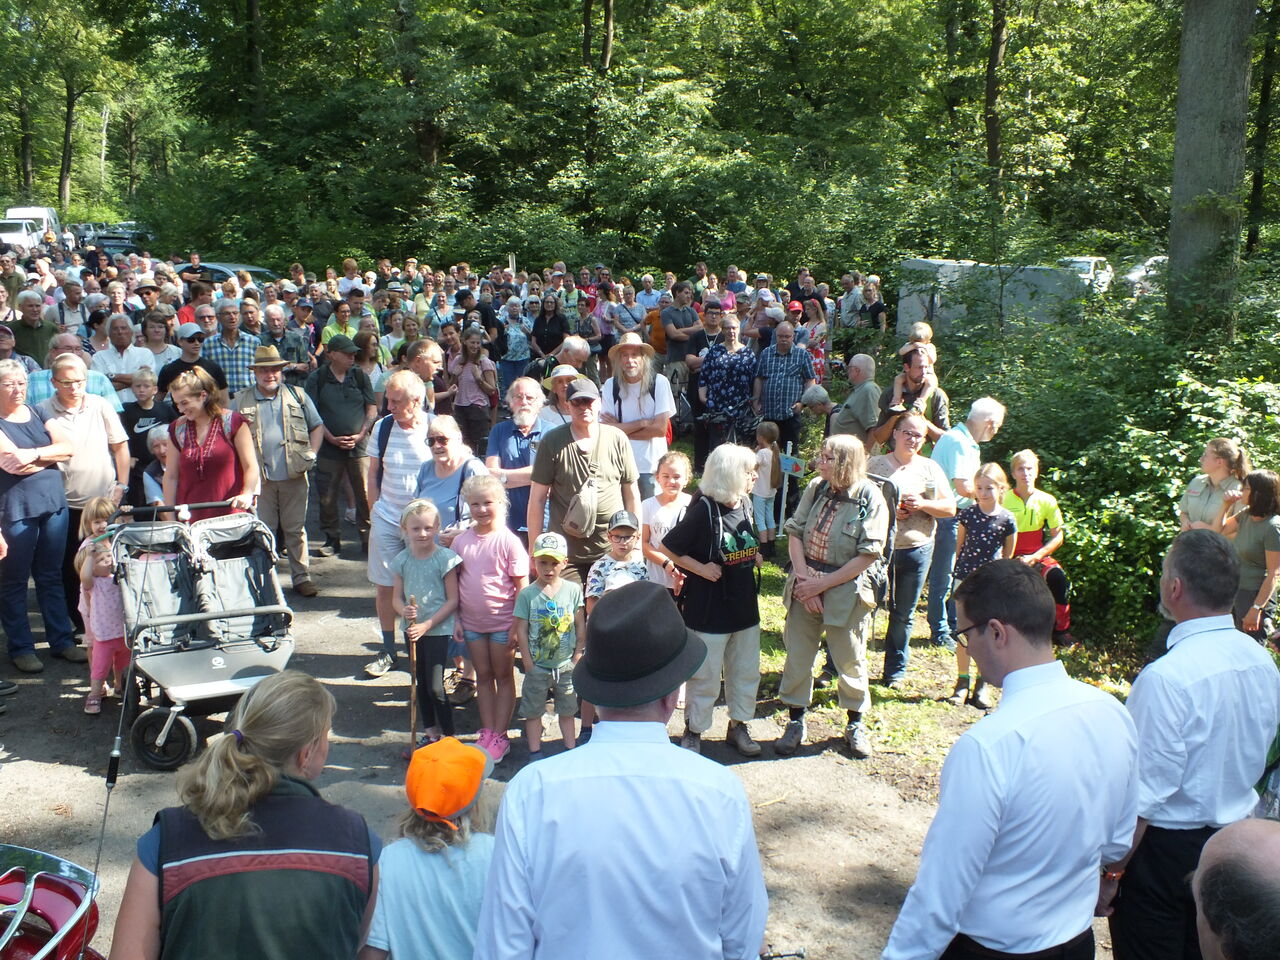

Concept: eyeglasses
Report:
left=897, top=430, right=926, bottom=441
left=427, top=435, right=451, bottom=446
left=952, top=622, right=984, bottom=648
left=817, top=454, right=836, bottom=464
left=609, top=532, right=638, bottom=542
left=55, top=378, right=86, bottom=387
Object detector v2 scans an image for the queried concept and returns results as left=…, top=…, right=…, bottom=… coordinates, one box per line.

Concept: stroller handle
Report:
left=110, top=501, right=235, bottom=522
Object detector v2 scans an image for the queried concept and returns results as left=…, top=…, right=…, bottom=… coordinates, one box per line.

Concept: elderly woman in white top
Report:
left=599, top=333, right=675, bottom=500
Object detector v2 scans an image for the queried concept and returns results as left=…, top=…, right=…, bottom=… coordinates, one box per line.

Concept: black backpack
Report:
left=812, top=473, right=897, bottom=605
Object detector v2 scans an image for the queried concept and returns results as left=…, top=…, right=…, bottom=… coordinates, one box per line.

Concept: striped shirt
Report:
left=371, top=415, right=433, bottom=524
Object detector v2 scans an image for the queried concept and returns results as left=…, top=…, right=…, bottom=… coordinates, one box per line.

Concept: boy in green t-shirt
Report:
left=512, top=532, right=586, bottom=760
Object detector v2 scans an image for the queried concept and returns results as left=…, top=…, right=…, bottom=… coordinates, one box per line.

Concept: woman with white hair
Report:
left=659, top=443, right=764, bottom=757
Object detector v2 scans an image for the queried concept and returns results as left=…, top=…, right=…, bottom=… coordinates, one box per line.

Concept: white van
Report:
left=5, top=206, right=61, bottom=243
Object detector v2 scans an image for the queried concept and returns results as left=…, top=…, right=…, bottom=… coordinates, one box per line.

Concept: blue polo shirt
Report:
left=930, top=421, right=980, bottom=509
left=486, top=419, right=544, bottom=534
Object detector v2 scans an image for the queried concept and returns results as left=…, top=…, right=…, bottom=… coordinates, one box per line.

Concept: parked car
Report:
left=4, top=206, right=61, bottom=243
left=1123, top=256, right=1167, bottom=296
left=1058, top=256, right=1114, bottom=293
left=0, top=219, right=40, bottom=251
left=171, top=262, right=279, bottom=286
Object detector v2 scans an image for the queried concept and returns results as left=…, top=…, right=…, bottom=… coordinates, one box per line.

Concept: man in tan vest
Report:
left=233, top=346, right=324, bottom=597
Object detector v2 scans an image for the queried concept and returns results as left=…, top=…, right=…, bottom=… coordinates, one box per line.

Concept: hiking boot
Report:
left=312, top=538, right=340, bottom=558
left=12, top=654, right=42, bottom=674
left=727, top=721, right=762, bottom=757
left=293, top=579, right=319, bottom=598
left=680, top=729, right=702, bottom=753
left=364, top=652, right=396, bottom=678
left=51, top=645, right=88, bottom=663
left=968, top=679, right=993, bottom=711
left=946, top=678, right=970, bottom=706
left=845, top=720, right=873, bottom=759
left=774, top=718, right=807, bottom=756
left=448, top=677, right=476, bottom=705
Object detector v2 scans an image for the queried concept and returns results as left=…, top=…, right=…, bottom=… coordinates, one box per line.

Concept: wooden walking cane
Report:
left=407, top=595, right=418, bottom=752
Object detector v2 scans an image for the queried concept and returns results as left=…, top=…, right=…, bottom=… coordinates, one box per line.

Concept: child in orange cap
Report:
left=361, top=737, right=503, bottom=960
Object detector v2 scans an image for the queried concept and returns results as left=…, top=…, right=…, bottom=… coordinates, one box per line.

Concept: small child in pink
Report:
left=451, top=474, right=529, bottom=762
left=76, top=497, right=129, bottom=715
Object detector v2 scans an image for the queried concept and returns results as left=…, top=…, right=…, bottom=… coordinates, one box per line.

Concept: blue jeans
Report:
left=926, top=516, right=958, bottom=649
left=2, top=507, right=75, bottom=657
left=498, top=359, right=526, bottom=398
left=882, top=541, right=934, bottom=684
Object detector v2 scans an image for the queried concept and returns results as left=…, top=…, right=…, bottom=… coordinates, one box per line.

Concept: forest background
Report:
left=4, top=0, right=1280, bottom=668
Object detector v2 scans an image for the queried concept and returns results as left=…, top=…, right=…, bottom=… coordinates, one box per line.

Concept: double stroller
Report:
left=109, top=508, right=295, bottom=769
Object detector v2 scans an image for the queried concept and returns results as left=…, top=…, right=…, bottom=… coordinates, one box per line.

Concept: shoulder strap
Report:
left=375, top=415, right=395, bottom=485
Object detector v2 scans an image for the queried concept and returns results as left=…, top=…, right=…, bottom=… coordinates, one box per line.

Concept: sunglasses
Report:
left=569, top=397, right=596, bottom=407
left=182, top=335, right=205, bottom=343
left=427, top=435, right=451, bottom=446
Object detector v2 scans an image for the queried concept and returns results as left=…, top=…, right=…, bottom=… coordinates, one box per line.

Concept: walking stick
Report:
left=407, top=595, right=418, bottom=753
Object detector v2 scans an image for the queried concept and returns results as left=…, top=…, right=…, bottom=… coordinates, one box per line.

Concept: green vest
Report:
left=235, top=384, right=316, bottom=480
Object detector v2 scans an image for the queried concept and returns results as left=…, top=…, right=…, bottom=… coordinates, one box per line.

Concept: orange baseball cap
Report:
left=405, top=737, right=494, bottom=830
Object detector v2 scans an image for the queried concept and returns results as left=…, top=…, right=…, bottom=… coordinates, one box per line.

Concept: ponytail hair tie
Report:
left=231, top=729, right=244, bottom=746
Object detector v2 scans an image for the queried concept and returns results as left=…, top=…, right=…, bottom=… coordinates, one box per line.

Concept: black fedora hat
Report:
left=572, top=581, right=706, bottom=708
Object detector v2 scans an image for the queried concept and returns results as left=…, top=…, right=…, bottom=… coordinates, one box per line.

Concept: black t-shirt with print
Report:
left=661, top=491, right=760, bottom=633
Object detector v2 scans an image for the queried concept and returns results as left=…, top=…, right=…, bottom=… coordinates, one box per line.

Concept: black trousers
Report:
left=942, top=929, right=1093, bottom=960
left=1109, top=824, right=1217, bottom=960
left=62, top=506, right=85, bottom=633
left=413, top=634, right=454, bottom=736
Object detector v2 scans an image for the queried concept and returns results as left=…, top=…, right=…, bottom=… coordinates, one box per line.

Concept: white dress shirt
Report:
left=883, top=661, right=1138, bottom=960
left=1128, top=614, right=1280, bottom=829
left=475, top=720, right=768, bottom=960
left=90, top=343, right=158, bottom=402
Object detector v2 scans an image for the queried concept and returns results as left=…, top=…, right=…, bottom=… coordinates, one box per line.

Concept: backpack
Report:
left=612, top=375, right=674, bottom=444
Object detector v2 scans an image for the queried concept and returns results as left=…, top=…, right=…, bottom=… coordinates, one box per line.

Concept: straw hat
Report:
left=607, top=331, right=655, bottom=369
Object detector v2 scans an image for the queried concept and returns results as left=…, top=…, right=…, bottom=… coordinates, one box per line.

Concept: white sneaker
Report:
left=364, top=652, right=395, bottom=677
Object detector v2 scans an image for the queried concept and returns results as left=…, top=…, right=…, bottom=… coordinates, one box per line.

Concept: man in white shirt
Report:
left=476, top=580, right=768, bottom=960
left=883, top=559, right=1138, bottom=960
left=600, top=332, right=675, bottom=501
left=90, top=312, right=155, bottom=401
left=1103, top=530, right=1280, bottom=960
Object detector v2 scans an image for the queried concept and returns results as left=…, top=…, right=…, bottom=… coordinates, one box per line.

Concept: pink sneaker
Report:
left=475, top=728, right=494, bottom=750
left=487, top=733, right=510, bottom=762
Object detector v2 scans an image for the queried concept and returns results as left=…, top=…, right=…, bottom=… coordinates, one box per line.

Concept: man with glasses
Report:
left=38, top=353, right=129, bottom=636
left=158, top=322, right=229, bottom=400
left=868, top=413, right=957, bottom=689
left=202, top=298, right=260, bottom=395
left=528, top=378, right=640, bottom=584
left=869, top=347, right=950, bottom=449
left=26, top=333, right=124, bottom=410
left=884, top=559, right=1137, bottom=960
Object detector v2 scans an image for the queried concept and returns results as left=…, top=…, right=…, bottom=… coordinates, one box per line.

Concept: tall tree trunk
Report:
left=124, top=112, right=139, bottom=197
left=246, top=0, right=265, bottom=126
left=983, top=0, right=1008, bottom=206
left=394, top=0, right=441, bottom=165
left=100, top=105, right=110, bottom=195
left=582, top=0, right=594, bottom=68
left=599, top=0, right=614, bottom=73
left=17, top=90, right=34, bottom=193
left=1167, top=0, right=1254, bottom=343
left=1246, top=0, right=1280, bottom=257
left=59, top=80, right=79, bottom=212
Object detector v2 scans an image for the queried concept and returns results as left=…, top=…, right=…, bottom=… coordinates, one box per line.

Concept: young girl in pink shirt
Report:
left=451, top=475, right=529, bottom=761
left=76, top=497, right=129, bottom=715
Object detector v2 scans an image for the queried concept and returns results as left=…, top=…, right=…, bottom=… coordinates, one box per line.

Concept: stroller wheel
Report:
left=130, top=708, right=199, bottom=770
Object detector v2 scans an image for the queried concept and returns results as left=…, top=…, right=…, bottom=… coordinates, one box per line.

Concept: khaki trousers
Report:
left=779, top=601, right=872, bottom=713
left=684, top=625, right=761, bottom=734
left=258, top=474, right=311, bottom=585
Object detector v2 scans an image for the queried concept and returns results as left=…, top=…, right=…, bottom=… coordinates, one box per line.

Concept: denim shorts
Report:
left=463, top=629, right=510, bottom=646
left=752, top=493, right=776, bottom=531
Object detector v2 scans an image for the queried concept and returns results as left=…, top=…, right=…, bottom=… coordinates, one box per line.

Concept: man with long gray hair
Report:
left=485, top=376, right=545, bottom=545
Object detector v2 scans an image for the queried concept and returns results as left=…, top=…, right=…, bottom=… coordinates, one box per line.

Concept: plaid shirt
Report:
left=755, top=344, right=815, bottom=419
left=202, top=332, right=261, bottom=395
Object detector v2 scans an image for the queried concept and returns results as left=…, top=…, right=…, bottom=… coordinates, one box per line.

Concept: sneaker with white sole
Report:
left=774, top=718, right=807, bottom=756
left=364, top=652, right=395, bottom=677
left=679, top=730, right=702, bottom=753
left=727, top=722, right=762, bottom=757
left=844, top=720, right=873, bottom=759
left=486, top=732, right=510, bottom=762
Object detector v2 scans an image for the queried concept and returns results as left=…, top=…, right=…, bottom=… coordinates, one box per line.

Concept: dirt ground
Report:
left=0, top=538, right=1116, bottom=958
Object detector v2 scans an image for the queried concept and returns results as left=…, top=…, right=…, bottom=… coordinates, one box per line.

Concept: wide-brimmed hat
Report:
left=405, top=737, right=493, bottom=831
left=542, top=363, right=580, bottom=390
left=573, top=581, right=706, bottom=708
left=607, top=331, right=655, bottom=368
left=250, top=345, right=289, bottom=369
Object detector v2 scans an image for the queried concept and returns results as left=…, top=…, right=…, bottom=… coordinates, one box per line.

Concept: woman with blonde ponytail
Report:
left=109, top=671, right=380, bottom=960
left=1180, top=436, right=1250, bottom=533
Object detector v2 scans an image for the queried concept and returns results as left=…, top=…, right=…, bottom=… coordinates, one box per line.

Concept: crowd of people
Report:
left=1, top=244, right=1278, bottom=960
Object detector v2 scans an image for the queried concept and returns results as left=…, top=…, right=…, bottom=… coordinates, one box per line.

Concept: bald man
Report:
left=1192, top=817, right=1280, bottom=960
